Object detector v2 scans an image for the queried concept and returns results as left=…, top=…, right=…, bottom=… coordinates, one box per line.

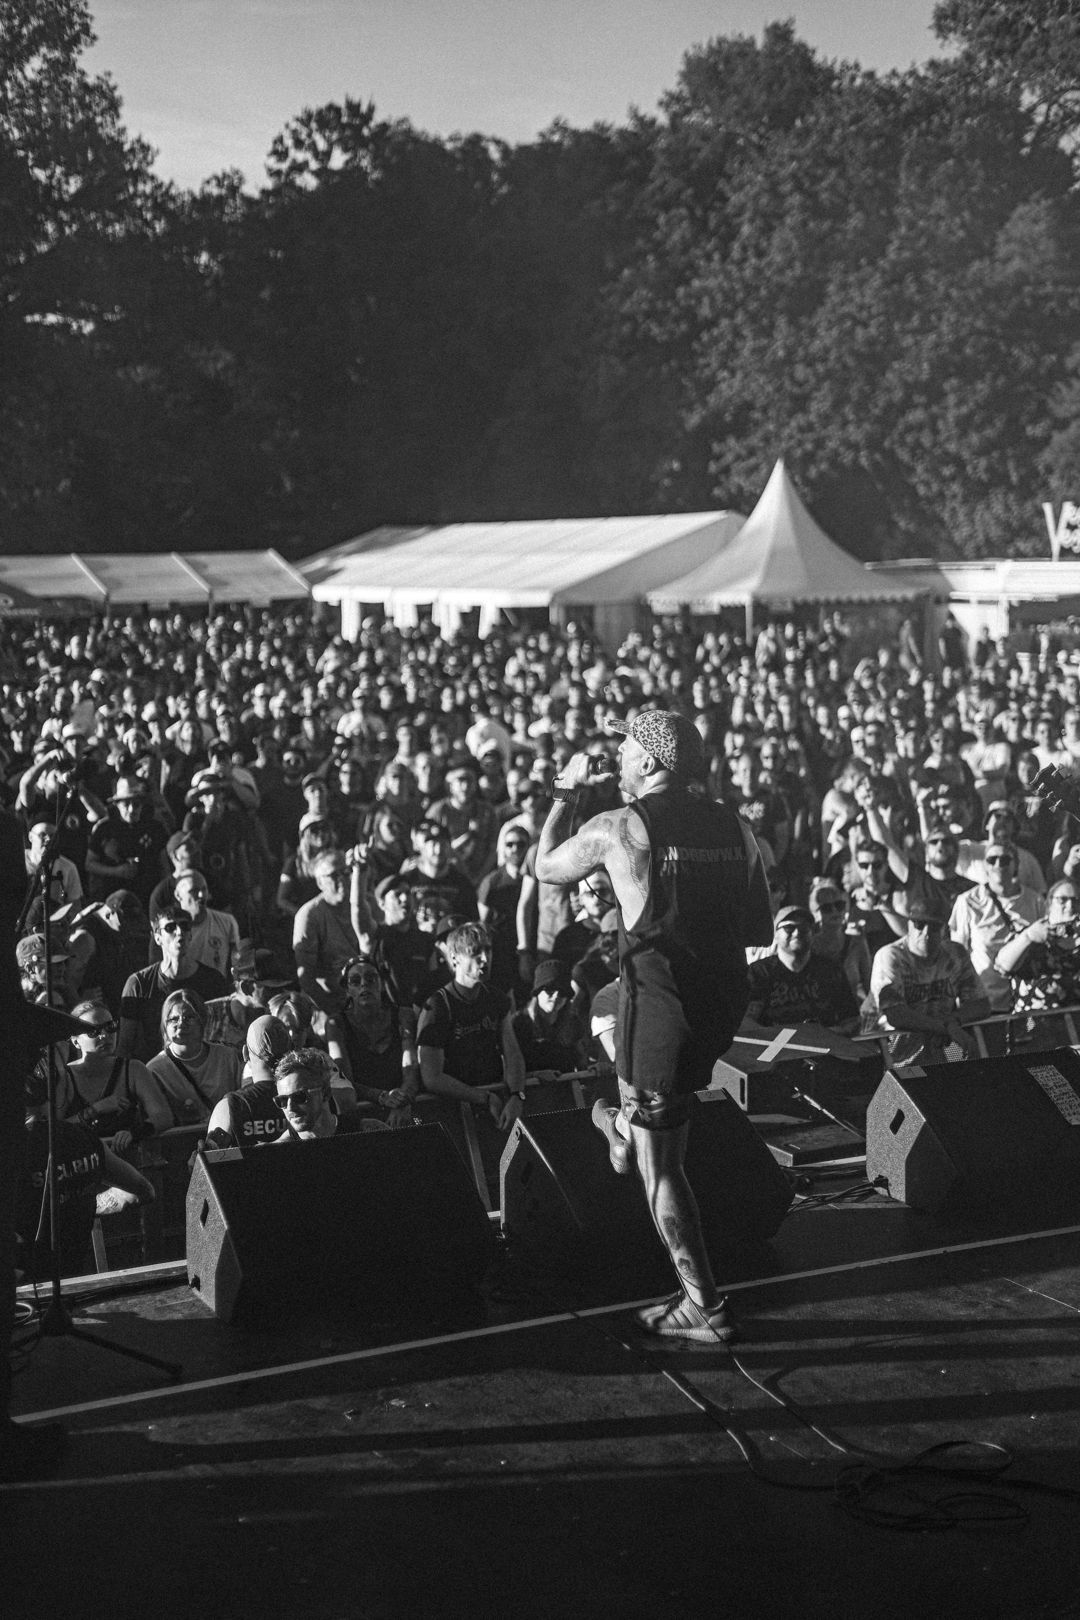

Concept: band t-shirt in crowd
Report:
left=746, top=953, right=859, bottom=1029
left=417, top=981, right=510, bottom=1088
left=396, top=862, right=479, bottom=921
left=866, top=940, right=981, bottom=1068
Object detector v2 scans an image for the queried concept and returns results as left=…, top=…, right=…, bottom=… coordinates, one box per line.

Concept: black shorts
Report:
left=614, top=946, right=746, bottom=1097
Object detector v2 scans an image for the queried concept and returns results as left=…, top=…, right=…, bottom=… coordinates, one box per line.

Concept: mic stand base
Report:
left=38, top=1290, right=182, bottom=1381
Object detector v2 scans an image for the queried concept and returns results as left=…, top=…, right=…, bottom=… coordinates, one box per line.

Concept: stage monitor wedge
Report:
left=866, top=1046, right=1080, bottom=1213
left=187, top=1124, right=496, bottom=1325
left=500, top=1097, right=794, bottom=1299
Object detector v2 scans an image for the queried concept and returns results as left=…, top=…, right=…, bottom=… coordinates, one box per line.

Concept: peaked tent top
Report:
left=648, top=460, right=922, bottom=611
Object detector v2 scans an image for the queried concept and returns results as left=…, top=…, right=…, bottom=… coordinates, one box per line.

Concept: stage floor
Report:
left=6, top=1198, right=1080, bottom=1620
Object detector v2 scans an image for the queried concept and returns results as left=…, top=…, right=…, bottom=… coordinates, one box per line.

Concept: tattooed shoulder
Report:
left=615, top=805, right=650, bottom=897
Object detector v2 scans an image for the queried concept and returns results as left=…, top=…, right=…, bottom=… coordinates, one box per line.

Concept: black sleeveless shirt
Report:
left=621, top=788, right=760, bottom=991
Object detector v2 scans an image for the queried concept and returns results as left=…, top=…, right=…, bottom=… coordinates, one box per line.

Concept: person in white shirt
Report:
left=949, top=840, right=1042, bottom=1010
left=25, top=820, right=83, bottom=910
left=1031, top=714, right=1072, bottom=775
left=173, top=870, right=241, bottom=979
left=960, top=711, right=1012, bottom=814
left=956, top=801, right=1046, bottom=894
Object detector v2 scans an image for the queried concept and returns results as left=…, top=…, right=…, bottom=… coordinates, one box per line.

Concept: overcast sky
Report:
left=86, top=1, right=944, bottom=192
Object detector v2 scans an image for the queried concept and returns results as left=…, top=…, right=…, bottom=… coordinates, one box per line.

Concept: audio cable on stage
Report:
left=508, top=1246, right=1080, bottom=1532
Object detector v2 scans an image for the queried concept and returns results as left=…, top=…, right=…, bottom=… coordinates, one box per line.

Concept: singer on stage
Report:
left=534, top=711, right=773, bottom=1343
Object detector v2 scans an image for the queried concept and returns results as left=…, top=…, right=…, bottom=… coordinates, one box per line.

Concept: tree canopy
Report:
left=3, top=2, right=1080, bottom=560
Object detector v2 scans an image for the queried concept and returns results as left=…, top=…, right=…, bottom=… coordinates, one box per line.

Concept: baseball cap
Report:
left=245, top=1014, right=292, bottom=1062
left=17, top=932, right=70, bottom=966
left=773, top=906, right=814, bottom=930
left=374, top=873, right=410, bottom=900
left=607, top=710, right=705, bottom=777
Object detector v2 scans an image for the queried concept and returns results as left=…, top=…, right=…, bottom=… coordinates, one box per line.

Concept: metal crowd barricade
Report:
left=969, top=1003, right=1080, bottom=1059
left=853, top=1001, right=1080, bottom=1068
left=93, top=999, right=1080, bottom=1268
left=413, top=1071, right=600, bottom=1211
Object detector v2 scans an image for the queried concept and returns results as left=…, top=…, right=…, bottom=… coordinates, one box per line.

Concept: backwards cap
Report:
left=607, top=710, right=704, bottom=777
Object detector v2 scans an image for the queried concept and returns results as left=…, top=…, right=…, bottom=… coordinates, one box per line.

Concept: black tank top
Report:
left=622, top=788, right=755, bottom=985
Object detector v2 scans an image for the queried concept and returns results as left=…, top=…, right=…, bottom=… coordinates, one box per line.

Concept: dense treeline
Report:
left=3, top=0, right=1080, bottom=561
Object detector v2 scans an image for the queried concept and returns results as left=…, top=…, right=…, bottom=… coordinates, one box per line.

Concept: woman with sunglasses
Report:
left=63, top=999, right=172, bottom=1154
left=808, top=877, right=872, bottom=1004
left=326, top=958, right=418, bottom=1127
left=146, top=988, right=243, bottom=1125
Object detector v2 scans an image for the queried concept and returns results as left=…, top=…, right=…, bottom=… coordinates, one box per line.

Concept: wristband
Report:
left=552, top=784, right=579, bottom=803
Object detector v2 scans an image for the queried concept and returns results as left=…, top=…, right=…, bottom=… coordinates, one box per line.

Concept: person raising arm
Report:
left=534, top=712, right=773, bottom=1346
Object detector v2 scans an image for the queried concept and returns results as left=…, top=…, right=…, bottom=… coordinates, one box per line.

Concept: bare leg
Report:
left=627, top=1117, right=717, bottom=1308
left=591, top=1098, right=633, bottom=1174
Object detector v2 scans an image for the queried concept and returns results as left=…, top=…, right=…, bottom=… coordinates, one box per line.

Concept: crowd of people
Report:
left=6, top=597, right=1080, bottom=1280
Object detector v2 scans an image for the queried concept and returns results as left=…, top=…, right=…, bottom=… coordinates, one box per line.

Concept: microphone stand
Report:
left=25, top=775, right=180, bottom=1381
left=789, top=1081, right=858, bottom=1137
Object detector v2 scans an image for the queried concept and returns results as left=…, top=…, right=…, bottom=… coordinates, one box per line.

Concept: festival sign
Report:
left=1044, top=502, right=1080, bottom=561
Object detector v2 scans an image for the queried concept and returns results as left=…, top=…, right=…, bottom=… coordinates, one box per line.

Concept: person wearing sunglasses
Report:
left=63, top=998, right=171, bottom=1153
left=743, top=906, right=861, bottom=1041
left=847, top=839, right=906, bottom=956
left=948, top=840, right=1043, bottom=1011
left=273, top=1049, right=386, bottom=1143
left=955, top=800, right=1047, bottom=897
left=866, top=897, right=989, bottom=1069
left=995, top=879, right=1080, bottom=1016
left=204, top=1014, right=293, bottom=1149
left=476, top=822, right=532, bottom=996
left=808, top=878, right=872, bottom=1005
left=117, top=905, right=231, bottom=1061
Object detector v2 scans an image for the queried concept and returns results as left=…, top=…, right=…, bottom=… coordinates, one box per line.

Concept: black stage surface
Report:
left=5, top=1192, right=1080, bottom=1620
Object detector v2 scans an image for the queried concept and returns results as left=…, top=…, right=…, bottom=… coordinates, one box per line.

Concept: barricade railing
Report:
left=88, top=999, right=1080, bottom=1269
left=853, top=1001, right=1080, bottom=1065
left=94, top=1072, right=608, bottom=1264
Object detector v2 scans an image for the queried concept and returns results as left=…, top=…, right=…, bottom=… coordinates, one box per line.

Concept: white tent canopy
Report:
left=0, top=550, right=310, bottom=608
left=648, top=460, right=923, bottom=632
left=301, top=512, right=746, bottom=641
